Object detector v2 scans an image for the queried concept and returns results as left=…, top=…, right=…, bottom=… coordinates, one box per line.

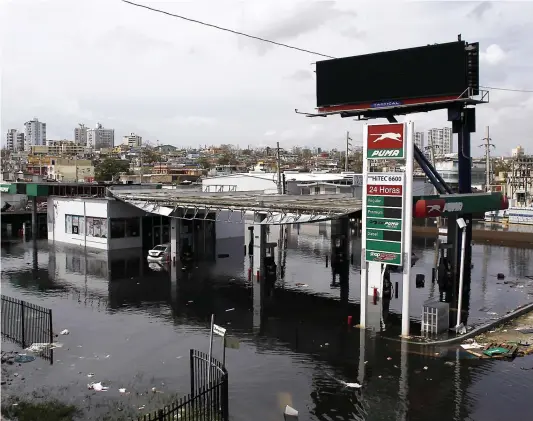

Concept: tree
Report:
left=197, top=157, right=211, bottom=169
left=217, top=153, right=238, bottom=166
left=95, top=158, right=130, bottom=181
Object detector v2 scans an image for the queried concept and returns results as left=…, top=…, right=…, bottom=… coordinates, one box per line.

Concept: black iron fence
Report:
left=1, top=295, right=54, bottom=363
left=138, top=349, right=229, bottom=421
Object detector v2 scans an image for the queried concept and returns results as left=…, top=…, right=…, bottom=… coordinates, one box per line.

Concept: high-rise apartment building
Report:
left=414, top=132, right=424, bottom=151
left=87, top=123, right=114, bottom=150
left=122, top=133, right=142, bottom=148
left=6, top=129, right=25, bottom=152
left=75, top=124, right=88, bottom=145
left=427, top=127, right=453, bottom=158
left=24, top=117, right=46, bottom=151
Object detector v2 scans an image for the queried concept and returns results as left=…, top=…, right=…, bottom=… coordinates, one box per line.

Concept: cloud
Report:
left=481, top=44, right=507, bottom=66
left=468, top=2, right=493, bottom=20
left=1, top=0, right=533, bottom=155
left=286, top=70, right=313, bottom=81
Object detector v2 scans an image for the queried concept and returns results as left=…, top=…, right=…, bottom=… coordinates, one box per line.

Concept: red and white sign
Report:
left=366, top=123, right=406, bottom=159
left=367, top=184, right=403, bottom=196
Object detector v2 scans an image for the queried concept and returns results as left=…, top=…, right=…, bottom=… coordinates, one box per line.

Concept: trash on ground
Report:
left=87, top=373, right=95, bottom=378
left=516, top=328, right=533, bottom=334
left=339, top=380, right=362, bottom=388
left=461, top=342, right=484, bottom=350
left=138, top=405, right=145, bottom=410
left=25, top=342, right=63, bottom=353
left=483, top=347, right=510, bottom=357
left=119, top=388, right=126, bottom=393
left=295, top=283, right=308, bottom=287
left=88, top=382, right=109, bottom=391
left=60, top=329, right=70, bottom=335
left=14, top=354, right=36, bottom=363
left=444, top=361, right=455, bottom=366
left=225, top=308, right=235, bottom=312
left=423, top=366, right=428, bottom=370
left=387, top=357, right=392, bottom=361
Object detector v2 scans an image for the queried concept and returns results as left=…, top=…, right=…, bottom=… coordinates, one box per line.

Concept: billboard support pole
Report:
left=360, top=126, right=369, bottom=329
left=401, top=121, right=415, bottom=337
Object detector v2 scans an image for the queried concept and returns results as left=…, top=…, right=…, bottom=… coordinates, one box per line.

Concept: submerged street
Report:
left=2, top=227, right=533, bottom=421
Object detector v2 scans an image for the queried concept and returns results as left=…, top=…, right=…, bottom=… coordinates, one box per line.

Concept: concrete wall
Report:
left=216, top=210, right=245, bottom=239
left=108, top=199, right=144, bottom=250
left=202, top=174, right=277, bottom=193
left=48, top=197, right=109, bottom=250
left=47, top=197, right=144, bottom=250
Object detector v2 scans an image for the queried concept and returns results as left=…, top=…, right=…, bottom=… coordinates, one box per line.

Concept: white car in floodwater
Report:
left=147, top=244, right=170, bottom=262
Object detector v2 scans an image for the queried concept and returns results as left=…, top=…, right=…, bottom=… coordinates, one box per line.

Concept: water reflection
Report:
left=1, top=234, right=533, bottom=421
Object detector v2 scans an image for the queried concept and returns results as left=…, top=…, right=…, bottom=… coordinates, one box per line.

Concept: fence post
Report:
left=190, top=349, right=195, bottom=397
left=21, top=300, right=26, bottom=349
left=49, top=309, right=54, bottom=364
left=222, top=373, right=229, bottom=421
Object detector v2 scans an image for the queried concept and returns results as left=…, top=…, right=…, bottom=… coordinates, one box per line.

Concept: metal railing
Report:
left=138, top=349, right=229, bottom=421
left=1, top=295, right=54, bottom=363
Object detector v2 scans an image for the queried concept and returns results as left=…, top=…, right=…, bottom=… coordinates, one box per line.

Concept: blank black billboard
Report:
left=316, top=41, right=475, bottom=108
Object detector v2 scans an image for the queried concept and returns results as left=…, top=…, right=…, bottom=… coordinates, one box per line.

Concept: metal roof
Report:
left=110, top=189, right=362, bottom=220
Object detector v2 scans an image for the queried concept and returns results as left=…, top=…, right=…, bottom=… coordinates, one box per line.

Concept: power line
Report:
left=120, top=0, right=335, bottom=59
left=121, top=0, right=532, bottom=93
left=479, top=86, right=533, bottom=93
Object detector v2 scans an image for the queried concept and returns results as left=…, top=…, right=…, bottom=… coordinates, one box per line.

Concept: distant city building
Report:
left=427, top=127, right=453, bottom=158
left=414, top=131, right=424, bottom=151
left=74, top=123, right=88, bottom=145
left=6, top=129, right=25, bottom=152
left=24, top=117, right=46, bottom=151
left=122, top=133, right=142, bottom=148
left=87, top=123, right=114, bottom=150
left=511, top=145, right=525, bottom=158
left=33, top=140, right=86, bottom=156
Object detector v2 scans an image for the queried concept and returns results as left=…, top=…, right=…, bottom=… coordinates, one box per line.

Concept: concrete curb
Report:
left=384, top=301, right=533, bottom=346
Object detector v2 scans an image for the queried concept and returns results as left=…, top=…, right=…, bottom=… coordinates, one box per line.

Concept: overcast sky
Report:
left=2, top=0, right=532, bottom=156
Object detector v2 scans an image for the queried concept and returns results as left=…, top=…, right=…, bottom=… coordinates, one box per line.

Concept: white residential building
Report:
left=24, top=118, right=46, bottom=151
left=6, top=129, right=25, bottom=152
left=87, top=123, right=114, bottom=150
left=511, top=146, right=525, bottom=158
left=414, top=132, right=424, bottom=150
left=74, top=124, right=88, bottom=145
left=427, top=127, right=453, bottom=158
left=122, top=133, right=142, bottom=148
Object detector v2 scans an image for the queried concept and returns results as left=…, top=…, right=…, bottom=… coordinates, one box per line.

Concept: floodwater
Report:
left=1, top=227, right=533, bottom=421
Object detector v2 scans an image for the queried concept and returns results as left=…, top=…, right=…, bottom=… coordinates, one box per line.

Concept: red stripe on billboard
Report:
left=318, top=95, right=459, bottom=113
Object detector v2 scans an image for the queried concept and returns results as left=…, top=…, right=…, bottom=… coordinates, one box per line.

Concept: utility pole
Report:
left=139, top=147, right=143, bottom=184
left=479, top=126, right=495, bottom=192
left=276, top=142, right=282, bottom=194
left=345, top=131, right=352, bottom=172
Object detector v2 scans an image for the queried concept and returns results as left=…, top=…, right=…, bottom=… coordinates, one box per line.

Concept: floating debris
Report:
left=88, top=382, right=109, bottom=391
left=225, top=308, right=235, bottom=312
left=14, top=354, right=36, bottom=363
left=60, top=329, right=70, bottom=335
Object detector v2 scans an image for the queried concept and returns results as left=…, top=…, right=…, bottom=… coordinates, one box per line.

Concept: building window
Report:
left=72, top=216, right=79, bottom=234
left=126, top=218, right=140, bottom=237
left=110, top=219, right=126, bottom=238
left=110, top=218, right=140, bottom=238
left=85, top=217, right=107, bottom=238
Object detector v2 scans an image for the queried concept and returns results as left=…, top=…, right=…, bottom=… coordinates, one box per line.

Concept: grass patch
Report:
left=1, top=398, right=80, bottom=421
